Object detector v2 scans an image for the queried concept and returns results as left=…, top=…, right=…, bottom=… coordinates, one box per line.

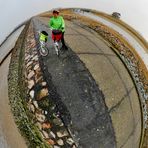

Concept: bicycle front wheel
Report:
left=54, top=45, right=60, bottom=57
left=39, top=47, right=48, bottom=57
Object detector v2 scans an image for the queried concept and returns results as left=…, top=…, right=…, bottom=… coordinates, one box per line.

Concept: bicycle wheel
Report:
left=54, top=45, right=60, bottom=57
left=39, top=46, right=48, bottom=56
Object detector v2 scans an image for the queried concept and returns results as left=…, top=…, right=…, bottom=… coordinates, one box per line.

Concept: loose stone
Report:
left=28, top=80, right=35, bottom=89
left=28, top=70, right=35, bottom=79
left=44, top=110, right=48, bottom=115
left=35, top=75, right=43, bottom=83
left=29, top=104, right=35, bottom=113
left=27, top=65, right=32, bottom=72
left=57, top=139, right=64, bottom=146
left=47, top=139, right=55, bottom=145
left=54, top=146, right=60, bottom=148
left=42, top=122, right=51, bottom=129
left=27, top=61, right=33, bottom=67
left=57, top=130, right=69, bottom=138
left=33, top=100, right=38, bottom=108
left=42, top=130, right=49, bottom=139
left=35, top=67, right=41, bottom=75
left=53, top=118, right=63, bottom=126
left=29, top=90, right=35, bottom=99
left=34, top=63, right=39, bottom=70
left=66, top=138, right=74, bottom=145
left=50, top=131, right=56, bottom=138
left=42, top=82, right=47, bottom=86
left=32, top=55, right=38, bottom=61
left=25, top=55, right=30, bottom=61
left=35, top=113, right=46, bottom=123
left=37, top=88, right=49, bottom=100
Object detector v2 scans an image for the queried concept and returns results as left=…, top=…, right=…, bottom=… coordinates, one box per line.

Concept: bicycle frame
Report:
left=38, top=40, right=48, bottom=56
left=40, top=40, right=45, bottom=48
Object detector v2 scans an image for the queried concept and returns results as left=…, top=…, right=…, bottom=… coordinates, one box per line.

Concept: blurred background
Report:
left=0, top=0, right=148, bottom=44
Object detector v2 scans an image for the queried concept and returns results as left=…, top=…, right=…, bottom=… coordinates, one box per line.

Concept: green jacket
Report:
left=48, top=16, right=65, bottom=32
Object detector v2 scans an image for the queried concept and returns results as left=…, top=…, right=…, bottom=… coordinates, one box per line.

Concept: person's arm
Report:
left=60, top=16, right=65, bottom=32
left=48, top=18, right=54, bottom=30
left=61, top=17, right=65, bottom=28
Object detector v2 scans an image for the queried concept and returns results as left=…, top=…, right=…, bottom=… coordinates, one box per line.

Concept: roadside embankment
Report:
left=91, top=9, right=148, bottom=51
left=8, top=21, right=50, bottom=147
left=0, top=26, right=27, bottom=148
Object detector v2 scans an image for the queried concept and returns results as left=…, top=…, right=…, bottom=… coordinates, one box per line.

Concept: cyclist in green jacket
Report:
left=49, top=9, right=68, bottom=50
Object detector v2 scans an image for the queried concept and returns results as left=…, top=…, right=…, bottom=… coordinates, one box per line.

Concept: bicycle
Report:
left=38, top=31, right=49, bottom=56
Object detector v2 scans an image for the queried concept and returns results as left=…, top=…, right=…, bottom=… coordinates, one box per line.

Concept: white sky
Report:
left=0, top=0, right=148, bottom=43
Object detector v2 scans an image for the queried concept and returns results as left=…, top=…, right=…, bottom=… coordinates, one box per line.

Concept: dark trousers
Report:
left=61, top=32, right=66, bottom=47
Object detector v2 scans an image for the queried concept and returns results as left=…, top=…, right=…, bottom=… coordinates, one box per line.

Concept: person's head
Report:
left=52, top=9, right=59, bottom=18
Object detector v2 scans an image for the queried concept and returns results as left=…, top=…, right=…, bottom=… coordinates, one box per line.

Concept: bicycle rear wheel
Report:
left=54, top=45, right=60, bottom=57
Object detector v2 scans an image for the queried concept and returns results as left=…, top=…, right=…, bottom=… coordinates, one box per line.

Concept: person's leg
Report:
left=61, top=32, right=68, bottom=50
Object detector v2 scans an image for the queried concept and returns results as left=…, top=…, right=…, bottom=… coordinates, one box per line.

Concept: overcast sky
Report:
left=0, top=0, right=148, bottom=43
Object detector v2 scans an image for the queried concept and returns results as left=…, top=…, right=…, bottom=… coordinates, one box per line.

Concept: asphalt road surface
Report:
left=33, top=16, right=141, bottom=148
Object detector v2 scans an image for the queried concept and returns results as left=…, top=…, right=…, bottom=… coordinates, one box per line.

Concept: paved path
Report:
left=65, top=20, right=141, bottom=148
left=33, top=17, right=141, bottom=148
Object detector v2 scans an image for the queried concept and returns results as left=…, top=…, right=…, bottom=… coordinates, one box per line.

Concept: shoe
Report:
left=64, top=46, right=68, bottom=50
left=62, top=45, right=68, bottom=50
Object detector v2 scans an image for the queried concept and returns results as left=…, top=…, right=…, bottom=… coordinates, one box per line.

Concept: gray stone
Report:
left=32, top=55, right=38, bottom=61
left=35, top=75, right=43, bottom=83
left=28, top=71, right=35, bottom=79
left=33, top=101, right=38, bottom=108
left=42, top=82, right=47, bottom=86
left=29, top=90, right=35, bottom=99
left=26, top=65, right=32, bottom=72
left=53, top=118, right=63, bottom=126
left=57, top=130, right=69, bottom=138
left=42, top=130, right=49, bottom=139
left=50, top=131, right=56, bottom=138
left=44, top=110, right=48, bottom=115
left=54, top=146, right=60, bottom=148
left=37, top=88, right=48, bottom=100
left=35, top=113, right=46, bottom=123
left=27, top=61, right=33, bottom=67
left=34, top=64, right=39, bottom=71
left=25, top=55, right=30, bottom=61
left=28, top=80, right=35, bottom=89
left=66, top=138, right=74, bottom=145
left=57, top=139, right=64, bottom=146
left=29, top=104, right=35, bottom=113
left=30, top=55, right=34, bottom=59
